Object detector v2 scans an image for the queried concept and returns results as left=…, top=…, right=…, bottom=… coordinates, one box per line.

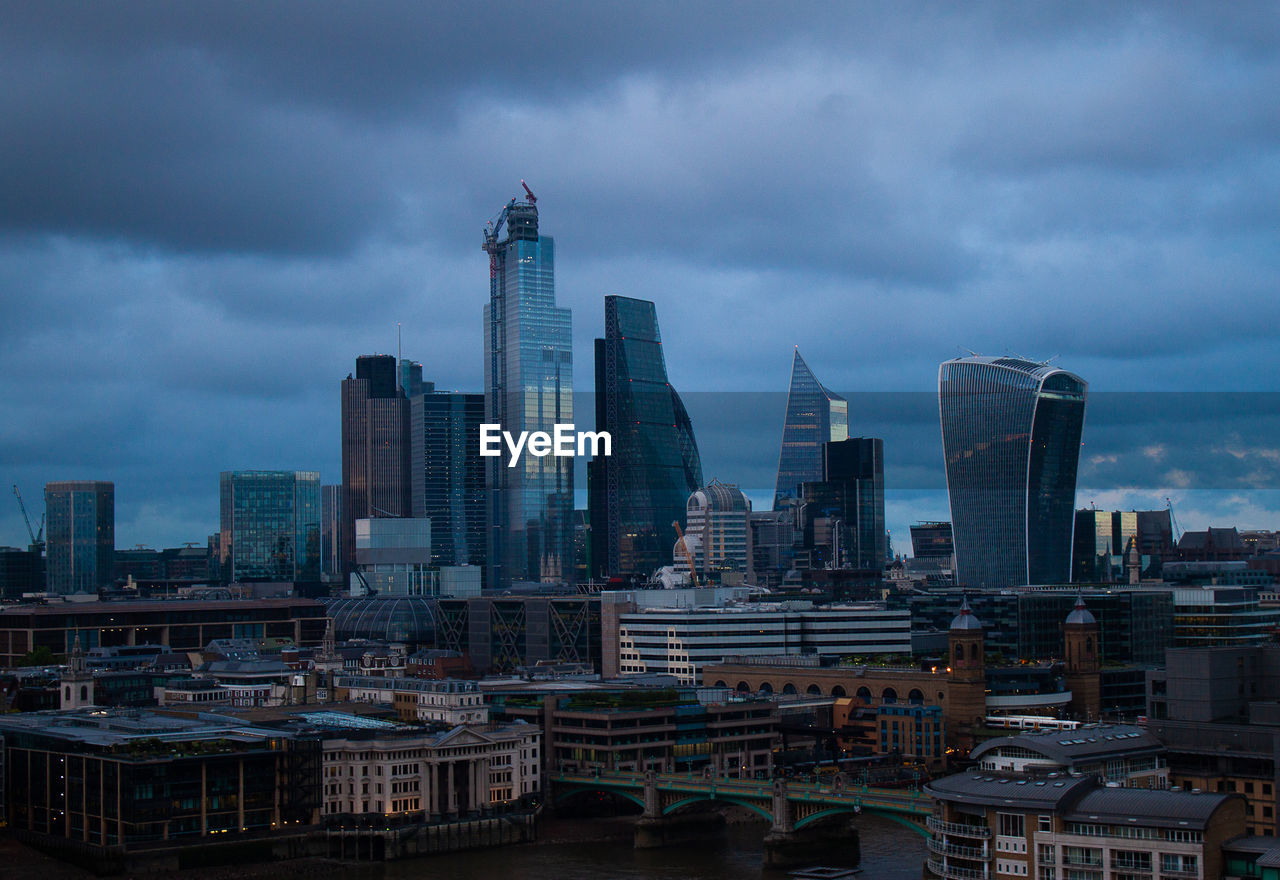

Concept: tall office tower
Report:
left=44, top=481, right=114, bottom=595
left=1072, top=509, right=1141, bottom=582
left=939, top=356, right=1087, bottom=588
left=219, top=471, right=321, bottom=583
left=910, top=521, right=954, bottom=560
left=797, top=437, right=886, bottom=570
left=341, top=354, right=411, bottom=574
left=321, top=484, right=342, bottom=580
left=588, top=295, right=703, bottom=581
left=774, top=348, right=848, bottom=508
left=410, top=389, right=486, bottom=568
left=483, top=188, right=573, bottom=586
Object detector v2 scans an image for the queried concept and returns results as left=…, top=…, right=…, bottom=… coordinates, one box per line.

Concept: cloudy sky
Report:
left=2, top=2, right=1279, bottom=553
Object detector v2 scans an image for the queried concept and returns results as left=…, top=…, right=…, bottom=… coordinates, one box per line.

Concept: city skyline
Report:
left=2, top=5, right=1279, bottom=552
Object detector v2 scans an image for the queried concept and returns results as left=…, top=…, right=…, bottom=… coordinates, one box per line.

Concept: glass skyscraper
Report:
left=588, top=295, right=703, bottom=580
left=341, top=354, right=411, bottom=574
left=939, top=356, right=1087, bottom=588
left=483, top=190, right=573, bottom=586
left=219, top=470, right=321, bottom=583
left=411, top=389, right=486, bottom=568
left=774, top=348, right=847, bottom=508
left=44, top=480, right=114, bottom=595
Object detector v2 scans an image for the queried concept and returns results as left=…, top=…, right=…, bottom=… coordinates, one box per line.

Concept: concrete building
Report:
left=925, top=771, right=1243, bottom=880
left=611, top=600, right=910, bottom=686
left=969, top=723, right=1167, bottom=786
left=332, top=675, right=489, bottom=725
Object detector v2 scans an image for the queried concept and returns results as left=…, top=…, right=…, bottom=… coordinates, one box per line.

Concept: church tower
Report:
left=1063, top=594, right=1102, bottom=721
left=60, top=635, right=95, bottom=710
left=947, top=598, right=987, bottom=733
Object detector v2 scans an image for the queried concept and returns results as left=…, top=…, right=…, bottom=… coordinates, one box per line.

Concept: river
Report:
left=378, top=813, right=927, bottom=880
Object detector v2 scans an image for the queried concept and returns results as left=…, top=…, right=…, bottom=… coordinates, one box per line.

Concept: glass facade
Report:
left=774, top=349, right=847, bottom=508
left=483, top=195, right=573, bottom=586
left=411, top=390, right=486, bottom=568
left=44, top=481, right=114, bottom=595
left=588, top=295, right=703, bottom=580
left=939, top=357, right=1086, bottom=588
left=341, top=354, right=412, bottom=574
left=218, top=470, right=321, bottom=582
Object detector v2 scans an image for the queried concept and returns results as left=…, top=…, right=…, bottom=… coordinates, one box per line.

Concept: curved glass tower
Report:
left=939, top=356, right=1086, bottom=588
left=483, top=192, right=573, bottom=587
left=589, top=295, right=703, bottom=580
left=773, top=349, right=847, bottom=509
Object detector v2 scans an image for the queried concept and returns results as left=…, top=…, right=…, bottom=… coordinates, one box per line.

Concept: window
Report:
left=1037, top=844, right=1056, bottom=865
left=999, top=812, right=1026, bottom=837
left=1038, top=815, right=1053, bottom=832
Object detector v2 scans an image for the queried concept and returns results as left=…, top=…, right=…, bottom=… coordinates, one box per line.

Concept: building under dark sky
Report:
left=44, top=480, right=114, bottom=595
left=588, top=295, right=703, bottom=581
left=774, top=349, right=847, bottom=509
left=939, top=356, right=1086, bottom=588
left=483, top=192, right=573, bottom=586
left=411, top=388, right=486, bottom=569
left=340, top=354, right=412, bottom=575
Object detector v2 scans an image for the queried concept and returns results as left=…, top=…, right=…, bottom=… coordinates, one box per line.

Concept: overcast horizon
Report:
left=3, top=3, right=1279, bottom=554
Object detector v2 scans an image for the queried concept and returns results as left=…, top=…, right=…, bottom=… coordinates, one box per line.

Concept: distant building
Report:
left=1178, top=526, right=1248, bottom=562
left=588, top=295, right=702, bottom=581
left=218, top=470, right=321, bottom=583
left=341, top=354, right=413, bottom=574
left=939, top=356, right=1086, bottom=588
left=44, top=480, right=114, bottom=595
left=612, top=601, right=911, bottom=685
left=796, top=437, right=886, bottom=571
left=410, top=389, right=486, bottom=568
left=774, top=349, right=847, bottom=508
left=353, top=516, right=432, bottom=595
left=483, top=189, right=573, bottom=587
left=333, top=675, right=489, bottom=725
left=675, top=480, right=752, bottom=582
left=910, top=521, right=954, bottom=559
left=0, top=546, right=44, bottom=599
left=322, top=483, right=342, bottom=579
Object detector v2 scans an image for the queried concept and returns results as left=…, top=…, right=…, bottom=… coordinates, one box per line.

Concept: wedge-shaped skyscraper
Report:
left=588, top=296, right=703, bottom=580
left=939, top=356, right=1087, bottom=588
left=774, top=349, right=847, bottom=508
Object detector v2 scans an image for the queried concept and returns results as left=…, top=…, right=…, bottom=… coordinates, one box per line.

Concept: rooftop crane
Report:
left=12, top=484, right=44, bottom=554
left=672, top=521, right=699, bottom=588
left=1166, top=497, right=1183, bottom=546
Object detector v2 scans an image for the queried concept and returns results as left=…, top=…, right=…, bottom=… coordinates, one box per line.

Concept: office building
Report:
left=613, top=601, right=911, bottom=685
left=483, top=188, right=573, bottom=586
left=910, top=521, right=954, bottom=560
left=773, top=349, right=847, bottom=508
left=410, top=389, right=486, bottom=568
left=44, top=480, right=114, bottom=595
left=322, top=483, right=341, bottom=579
left=0, top=546, right=44, bottom=599
left=435, top=593, right=600, bottom=674
left=674, top=480, right=752, bottom=582
left=218, top=470, right=321, bottom=583
left=939, top=356, right=1087, bottom=588
left=341, top=354, right=412, bottom=574
left=796, top=437, right=885, bottom=571
left=588, top=295, right=703, bottom=580
left=352, top=516, right=432, bottom=595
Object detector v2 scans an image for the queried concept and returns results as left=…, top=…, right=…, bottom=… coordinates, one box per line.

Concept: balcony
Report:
left=927, top=816, right=993, bottom=839
left=926, top=857, right=989, bottom=880
left=927, top=837, right=989, bottom=860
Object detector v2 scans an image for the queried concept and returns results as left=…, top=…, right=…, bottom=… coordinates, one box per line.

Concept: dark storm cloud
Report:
left=2, top=2, right=1279, bottom=549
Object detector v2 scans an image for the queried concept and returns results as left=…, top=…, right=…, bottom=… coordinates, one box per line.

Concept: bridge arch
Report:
left=881, top=687, right=898, bottom=704
left=782, top=682, right=798, bottom=695
left=552, top=785, right=646, bottom=812
left=662, top=795, right=773, bottom=823
left=908, top=688, right=924, bottom=704
left=712, top=680, right=727, bottom=688
left=856, top=686, right=872, bottom=704
left=831, top=685, right=846, bottom=697
left=806, top=683, right=822, bottom=695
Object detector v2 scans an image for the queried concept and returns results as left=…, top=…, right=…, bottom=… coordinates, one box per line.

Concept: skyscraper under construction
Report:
left=483, top=185, right=573, bottom=586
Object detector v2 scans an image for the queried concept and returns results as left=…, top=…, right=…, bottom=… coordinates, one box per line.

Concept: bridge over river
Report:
left=551, top=769, right=934, bottom=864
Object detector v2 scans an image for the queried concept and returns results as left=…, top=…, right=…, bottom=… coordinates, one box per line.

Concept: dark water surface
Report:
left=377, top=814, right=926, bottom=880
